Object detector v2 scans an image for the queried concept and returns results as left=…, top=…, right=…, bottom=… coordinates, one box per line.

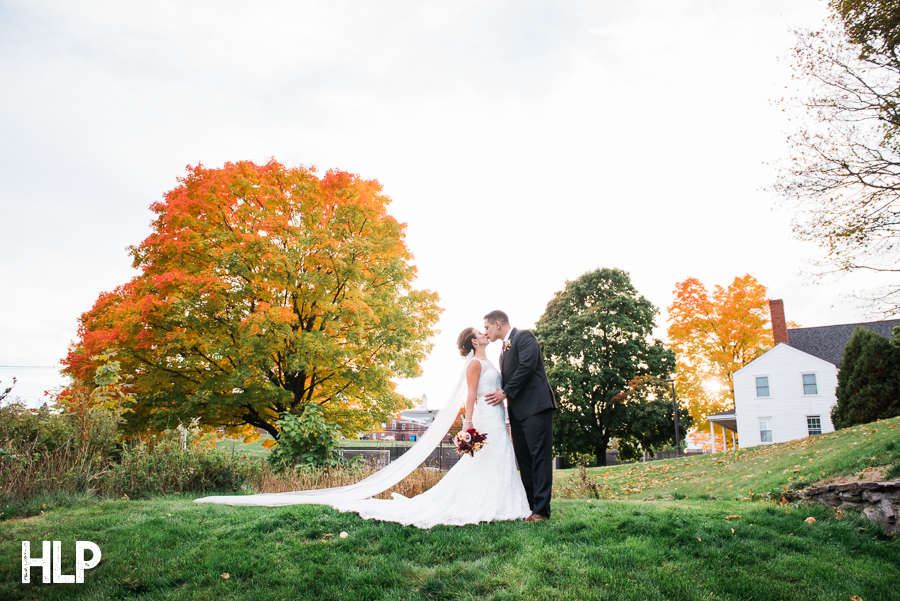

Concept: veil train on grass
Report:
left=194, top=352, right=473, bottom=508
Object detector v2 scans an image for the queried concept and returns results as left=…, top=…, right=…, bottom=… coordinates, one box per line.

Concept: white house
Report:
left=731, top=343, right=838, bottom=447
left=706, top=300, right=899, bottom=450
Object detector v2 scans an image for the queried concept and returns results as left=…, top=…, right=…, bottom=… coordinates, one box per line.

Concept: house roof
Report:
left=734, top=341, right=836, bottom=376
left=787, top=319, right=900, bottom=367
left=707, top=409, right=735, bottom=418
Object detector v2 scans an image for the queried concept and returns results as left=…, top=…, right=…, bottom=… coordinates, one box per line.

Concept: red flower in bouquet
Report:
left=453, top=427, right=488, bottom=457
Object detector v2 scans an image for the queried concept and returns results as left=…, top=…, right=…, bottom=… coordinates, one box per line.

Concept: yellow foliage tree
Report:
left=667, top=275, right=777, bottom=432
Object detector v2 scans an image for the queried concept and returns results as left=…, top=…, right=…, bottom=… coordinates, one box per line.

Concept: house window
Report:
left=392, top=419, right=397, bottom=429
left=802, top=374, right=818, bottom=395
left=759, top=417, right=773, bottom=443
left=400, top=434, right=406, bottom=441
left=807, top=416, right=822, bottom=436
left=401, top=423, right=406, bottom=430
left=755, top=376, right=770, bottom=397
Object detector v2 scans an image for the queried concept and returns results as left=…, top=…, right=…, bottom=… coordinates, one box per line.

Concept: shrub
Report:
left=0, top=402, right=118, bottom=507
left=267, top=404, right=342, bottom=470
left=833, top=327, right=900, bottom=428
left=554, top=454, right=604, bottom=499
left=0, top=377, right=15, bottom=403
left=100, top=430, right=261, bottom=498
left=0, top=401, right=74, bottom=452
left=0, top=387, right=260, bottom=512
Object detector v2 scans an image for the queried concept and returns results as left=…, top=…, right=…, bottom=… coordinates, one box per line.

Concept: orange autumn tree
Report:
left=63, top=160, right=442, bottom=443
left=667, top=275, right=776, bottom=433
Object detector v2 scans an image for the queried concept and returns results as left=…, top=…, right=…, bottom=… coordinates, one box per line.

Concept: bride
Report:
left=195, top=328, right=531, bottom=528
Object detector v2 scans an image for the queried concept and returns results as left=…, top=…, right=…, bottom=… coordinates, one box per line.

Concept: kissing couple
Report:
left=196, top=310, right=558, bottom=529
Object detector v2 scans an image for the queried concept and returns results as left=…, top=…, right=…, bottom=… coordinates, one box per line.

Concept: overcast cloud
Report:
left=4, top=0, right=884, bottom=407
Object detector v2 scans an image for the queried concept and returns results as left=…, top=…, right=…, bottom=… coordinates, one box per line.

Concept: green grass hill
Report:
left=553, top=416, right=900, bottom=502
left=2, top=417, right=898, bottom=600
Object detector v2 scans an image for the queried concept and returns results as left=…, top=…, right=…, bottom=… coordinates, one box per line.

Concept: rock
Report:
left=803, top=480, right=900, bottom=533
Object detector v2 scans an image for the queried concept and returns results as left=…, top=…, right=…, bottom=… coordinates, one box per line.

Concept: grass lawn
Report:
left=554, top=417, right=900, bottom=501
left=2, top=495, right=898, bottom=600
left=4, top=418, right=899, bottom=599
left=214, top=435, right=275, bottom=459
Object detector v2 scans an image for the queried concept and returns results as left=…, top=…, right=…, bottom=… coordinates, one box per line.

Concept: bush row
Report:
left=0, top=402, right=261, bottom=518
left=0, top=400, right=446, bottom=519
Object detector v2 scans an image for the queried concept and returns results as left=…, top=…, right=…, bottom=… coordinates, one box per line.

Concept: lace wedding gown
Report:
left=334, top=358, right=531, bottom=528
left=195, top=355, right=530, bottom=528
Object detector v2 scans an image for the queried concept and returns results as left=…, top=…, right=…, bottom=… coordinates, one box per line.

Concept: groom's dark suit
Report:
left=500, top=328, right=558, bottom=518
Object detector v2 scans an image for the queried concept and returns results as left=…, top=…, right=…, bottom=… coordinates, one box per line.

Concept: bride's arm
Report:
left=462, top=360, right=480, bottom=430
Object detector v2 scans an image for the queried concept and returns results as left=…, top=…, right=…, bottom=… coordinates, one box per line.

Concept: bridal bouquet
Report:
left=453, top=428, right=488, bottom=457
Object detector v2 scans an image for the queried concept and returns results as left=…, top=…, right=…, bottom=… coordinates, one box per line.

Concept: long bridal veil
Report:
left=194, top=352, right=474, bottom=507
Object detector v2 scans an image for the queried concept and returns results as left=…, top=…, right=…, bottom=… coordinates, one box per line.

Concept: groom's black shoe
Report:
left=523, top=514, right=549, bottom=522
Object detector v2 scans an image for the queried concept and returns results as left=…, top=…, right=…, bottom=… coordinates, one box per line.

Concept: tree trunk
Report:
left=241, top=407, right=280, bottom=440
left=595, top=442, right=608, bottom=467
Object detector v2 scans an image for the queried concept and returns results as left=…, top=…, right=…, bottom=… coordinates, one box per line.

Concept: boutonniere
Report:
left=502, top=340, right=512, bottom=352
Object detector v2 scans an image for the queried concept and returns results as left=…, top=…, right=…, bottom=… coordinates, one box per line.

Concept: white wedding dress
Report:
left=334, top=358, right=531, bottom=528
left=195, top=355, right=531, bottom=529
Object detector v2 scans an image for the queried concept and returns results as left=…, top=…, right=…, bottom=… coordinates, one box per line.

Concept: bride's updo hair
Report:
left=457, top=327, right=477, bottom=357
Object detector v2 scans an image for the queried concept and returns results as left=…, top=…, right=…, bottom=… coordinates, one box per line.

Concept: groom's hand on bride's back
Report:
left=484, top=389, right=506, bottom=406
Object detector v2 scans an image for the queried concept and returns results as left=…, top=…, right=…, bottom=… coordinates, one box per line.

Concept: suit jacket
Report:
left=500, top=328, right=558, bottom=421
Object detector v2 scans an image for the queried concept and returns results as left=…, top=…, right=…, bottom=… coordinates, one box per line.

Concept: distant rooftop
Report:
left=788, top=319, right=900, bottom=367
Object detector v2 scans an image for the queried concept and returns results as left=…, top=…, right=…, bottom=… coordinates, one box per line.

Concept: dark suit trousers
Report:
left=509, top=408, right=554, bottom=517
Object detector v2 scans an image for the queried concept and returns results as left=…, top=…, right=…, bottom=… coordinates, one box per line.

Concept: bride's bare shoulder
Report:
left=465, top=360, right=482, bottom=388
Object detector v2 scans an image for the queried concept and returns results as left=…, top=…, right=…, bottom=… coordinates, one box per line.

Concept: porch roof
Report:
left=706, top=409, right=737, bottom=433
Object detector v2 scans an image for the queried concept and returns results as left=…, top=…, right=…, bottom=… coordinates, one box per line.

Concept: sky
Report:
left=1, top=0, right=889, bottom=408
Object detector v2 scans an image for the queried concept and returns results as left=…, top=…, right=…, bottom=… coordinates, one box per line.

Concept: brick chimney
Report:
left=769, top=299, right=789, bottom=345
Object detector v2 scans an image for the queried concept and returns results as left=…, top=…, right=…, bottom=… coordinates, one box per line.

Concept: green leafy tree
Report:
left=613, top=376, right=694, bottom=462
left=833, top=326, right=900, bottom=428
left=534, top=268, right=678, bottom=466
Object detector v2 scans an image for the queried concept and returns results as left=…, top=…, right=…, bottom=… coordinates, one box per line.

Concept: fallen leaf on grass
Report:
left=805, top=517, right=816, bottom=524
left=221, top=573, right=230, bottom=579
left=731, top=528, right=735, bottom=534
left=339, top=532, right=348, bottom=539
left=725, top=515, right=741, bottom=520
left=850, top=596, right=863, bottom=601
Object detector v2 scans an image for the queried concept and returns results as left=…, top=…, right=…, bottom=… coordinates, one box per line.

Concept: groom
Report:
left=483, top=310, right=558, bottom=522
